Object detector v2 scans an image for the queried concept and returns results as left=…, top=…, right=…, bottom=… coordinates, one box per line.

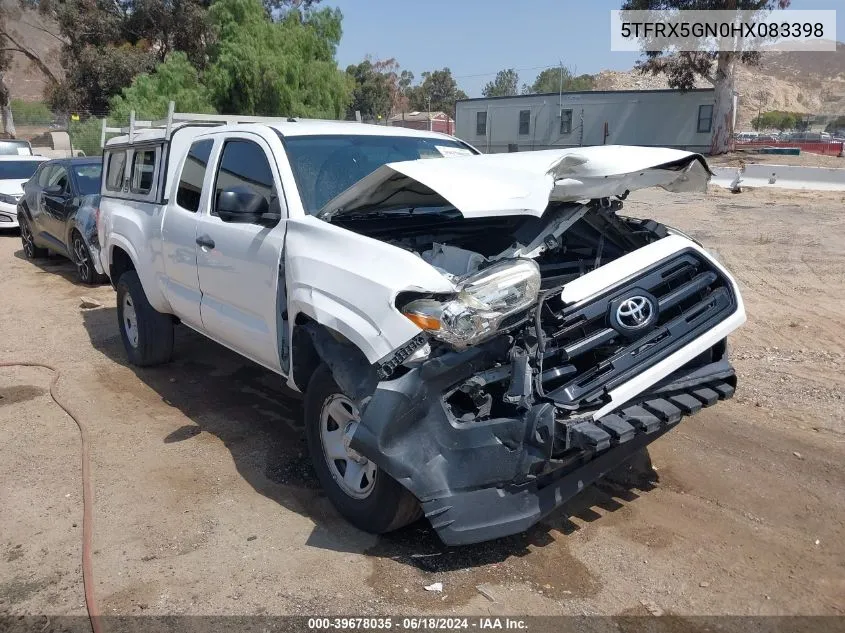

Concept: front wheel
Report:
left=116, top=270, right=174, bottom=367
left=304, top=365, right=421, bottom=534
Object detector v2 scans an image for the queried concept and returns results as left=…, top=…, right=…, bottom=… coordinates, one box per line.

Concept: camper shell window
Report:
left=105, top=151, right=127, bottom=192
left=103, top=145, right=161, bottom=201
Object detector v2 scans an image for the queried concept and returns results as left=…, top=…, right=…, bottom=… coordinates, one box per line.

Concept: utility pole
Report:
left=558, top=60, right=563, bottom=113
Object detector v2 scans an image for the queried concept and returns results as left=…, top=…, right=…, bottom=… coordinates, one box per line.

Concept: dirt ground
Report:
left=1, top=183, right=844, bottom=626
left=711, top=150, right=845, bottom=169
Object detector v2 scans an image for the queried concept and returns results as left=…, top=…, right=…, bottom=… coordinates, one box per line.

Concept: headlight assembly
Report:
left=0, top=193, right=19, bottom=205
left=401, top=259, right=541, bottom=347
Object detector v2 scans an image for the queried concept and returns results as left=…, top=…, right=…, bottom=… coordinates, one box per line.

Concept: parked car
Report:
left=98, top=118, right=746, bottom=546
left=0, top=155, right=47, bottom=229
left=17, top=156, right=106, bottom=284
left=0, top=139, right=34, bottom=156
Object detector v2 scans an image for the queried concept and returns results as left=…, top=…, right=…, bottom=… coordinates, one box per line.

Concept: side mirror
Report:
left=44, top=184, right=64, bottom=195
left=217, top=187, right=282, bottom=226
left=217, top=186, right=268, bottom=223
left=20, top=182, right=26, bottom=191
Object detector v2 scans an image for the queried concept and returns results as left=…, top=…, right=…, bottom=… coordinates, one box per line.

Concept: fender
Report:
left=67, top=200, right=106, bottom=275
left=288, top=287, right=387, bottom=364
left=107, top=234, right=173, bottom=315
left=284, top=216, right=456, bottom=367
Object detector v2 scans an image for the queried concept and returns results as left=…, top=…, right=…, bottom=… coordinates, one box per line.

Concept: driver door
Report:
left=195, top=133, right=287, bottom=373
left=40, top=164, right=72, bottom=250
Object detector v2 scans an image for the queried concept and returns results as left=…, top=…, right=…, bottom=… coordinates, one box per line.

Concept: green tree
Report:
left=750, top=110, right=801, bottom=131
left=67, top=116, right=108, bottom=156
left=525, top=67, right=596, bottom=94
left=22, top=0, right=214, bottom=113
left=621, top=0, right=791, bottom=154
left=824, top=116, right=845, bottom=133
left=108, top=52, right=215, bottom=122
left=205, top=0, right=350, bottom=118
left=482, top=68, right=519, bottom=97
left=346, top=58, right=403, bottom=120
left=407, top=68, right=467, bottom=117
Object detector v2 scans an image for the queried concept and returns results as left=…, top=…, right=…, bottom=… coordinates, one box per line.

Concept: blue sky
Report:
left=325, top=0, right=843, bottom=97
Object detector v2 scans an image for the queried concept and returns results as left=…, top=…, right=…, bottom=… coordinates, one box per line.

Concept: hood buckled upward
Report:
left=318, top=145, right=713, bottom=220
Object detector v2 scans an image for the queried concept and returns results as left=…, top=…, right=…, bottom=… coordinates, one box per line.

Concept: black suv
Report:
left=17, top=157, right=107, bottom=284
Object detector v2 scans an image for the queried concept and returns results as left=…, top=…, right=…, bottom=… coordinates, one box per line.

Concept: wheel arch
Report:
left=289, top=314, right=377, bottom=402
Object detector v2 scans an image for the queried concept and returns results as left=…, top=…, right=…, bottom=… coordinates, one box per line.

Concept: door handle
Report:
left=196, top=235, right=215, bottom=249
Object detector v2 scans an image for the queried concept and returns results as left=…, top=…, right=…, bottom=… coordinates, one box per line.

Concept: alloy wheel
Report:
left=21, top=221, right=34, bottom=258
left=73, top=237, right=91, bottom=282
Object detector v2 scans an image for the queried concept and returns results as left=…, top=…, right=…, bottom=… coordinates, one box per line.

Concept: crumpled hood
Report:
left=319, top=145, right=712, bottom=220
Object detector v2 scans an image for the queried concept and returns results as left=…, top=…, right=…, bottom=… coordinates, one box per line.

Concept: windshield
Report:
left=0, top=140, right=32, bottom=156
left=73, top=163, right=102, bottom=195
left=0, top=160, right=43, bottom=180
left=282, top=134, right=475, bottom=215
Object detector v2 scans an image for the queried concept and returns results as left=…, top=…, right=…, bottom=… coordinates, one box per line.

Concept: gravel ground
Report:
left=1, top=184, right=844, bottom=624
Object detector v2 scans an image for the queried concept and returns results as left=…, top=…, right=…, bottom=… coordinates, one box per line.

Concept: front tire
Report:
left=71, top=231, right=108, bottom=285
left=116, top=270, right=174, bottom=367
left=304, top=365, right=421, bottom=534
left=19, top=216, right=48, bottom=259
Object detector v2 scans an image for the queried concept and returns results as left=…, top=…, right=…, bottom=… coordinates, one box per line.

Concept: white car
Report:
left=0, top=155, right=47, bottom=228
left=97, top=114, right=745, bottom=545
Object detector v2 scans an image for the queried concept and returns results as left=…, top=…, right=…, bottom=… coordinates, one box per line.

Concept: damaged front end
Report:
left=350, top=229, right=742, bottom=545
left=323, top=147, right=745, bottom=545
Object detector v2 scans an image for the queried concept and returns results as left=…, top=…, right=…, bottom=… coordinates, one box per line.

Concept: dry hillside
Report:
left=595, top=43, right=845, bottom=130
left=1, top=0, right=63, bottom=102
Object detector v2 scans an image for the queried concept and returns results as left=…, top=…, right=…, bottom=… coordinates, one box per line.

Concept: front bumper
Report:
left=352, top=236, right=744, bottom=545
left=421, top=362, right=735, bottom=545
left=0, top=203, right=19, bottom=228
left=353, top=344, right=736, bottom=546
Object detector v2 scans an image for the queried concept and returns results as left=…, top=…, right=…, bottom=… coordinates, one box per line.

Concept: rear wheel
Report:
left=71, top=231, right=107, bottom=285
left=116, top=270, right=174, bottom=367
left=19, top=216, right=48, bottom=259
left=305, top=365, right=421, bottom=534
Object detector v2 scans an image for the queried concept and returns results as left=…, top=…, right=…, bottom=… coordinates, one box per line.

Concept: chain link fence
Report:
left=2, top=102, right=131, bottom=158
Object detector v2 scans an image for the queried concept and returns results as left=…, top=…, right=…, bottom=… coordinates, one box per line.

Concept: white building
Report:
left=455, top=88, right=717, bottom=154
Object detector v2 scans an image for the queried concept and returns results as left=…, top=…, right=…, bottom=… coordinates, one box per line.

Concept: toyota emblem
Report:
left=616, top=296, right=655, bottom=330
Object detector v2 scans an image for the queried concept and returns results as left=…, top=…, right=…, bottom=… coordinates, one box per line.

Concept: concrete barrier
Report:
left=711, top=163, right=845, bottom=192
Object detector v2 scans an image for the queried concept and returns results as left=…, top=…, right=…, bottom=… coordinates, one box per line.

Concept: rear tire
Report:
left=116, top=270, right=174, bottom=367
left=304, top=364, right=421, bottom=534
left=19, top=216, right=48, bottom=259
left=71, top=231, right=108, bottom=285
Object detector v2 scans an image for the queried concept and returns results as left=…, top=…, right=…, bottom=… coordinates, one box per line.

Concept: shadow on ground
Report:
left=81, top=305, right=659, bottom=569
left=12, top=247, right=106, bottom=287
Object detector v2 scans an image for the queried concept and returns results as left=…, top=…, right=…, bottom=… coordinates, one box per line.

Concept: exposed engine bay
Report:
left=331, top=196, right=730, bottom=423
left=331, top=198, right=666, bottom=284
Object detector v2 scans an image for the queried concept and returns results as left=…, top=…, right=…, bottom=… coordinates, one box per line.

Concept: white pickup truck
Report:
left=97, top=114, right=745, bottom=545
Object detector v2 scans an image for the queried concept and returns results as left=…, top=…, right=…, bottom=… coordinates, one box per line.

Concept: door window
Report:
left=37, top=164, right=55, bottom=186
left=176, top=139, right=213, bottom=212
left=43, top=165, right=69, bottom=193
left=212, top=139, right=275, bottom=221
